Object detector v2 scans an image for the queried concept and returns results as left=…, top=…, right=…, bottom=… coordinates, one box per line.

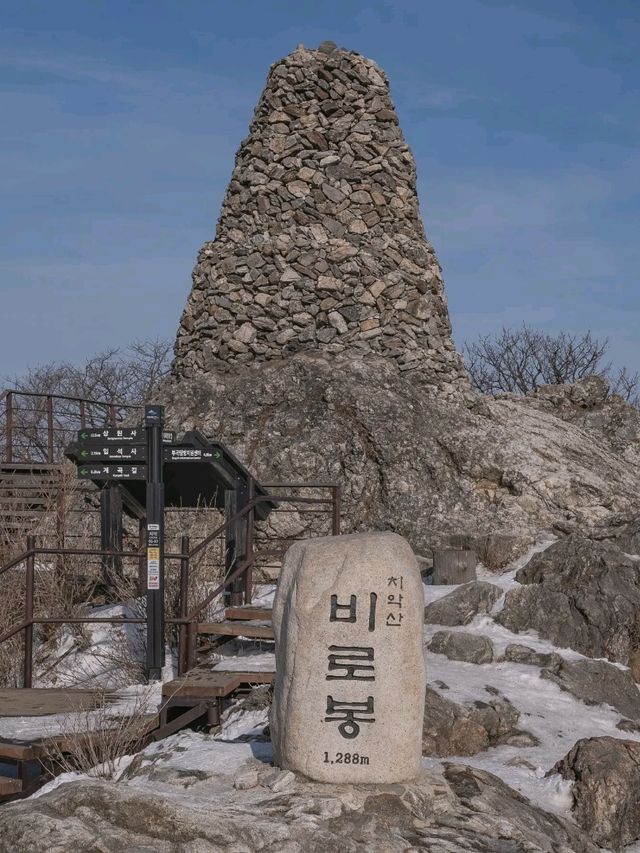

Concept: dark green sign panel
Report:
left=77, top=464, right=147, bottom=481
left=75, top=445, right=147, bottom=462
left=76, top=428, right=175, bottom=444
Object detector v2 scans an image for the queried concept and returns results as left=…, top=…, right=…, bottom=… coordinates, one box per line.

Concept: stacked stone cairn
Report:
left=174, top=41, right=469, bottom=397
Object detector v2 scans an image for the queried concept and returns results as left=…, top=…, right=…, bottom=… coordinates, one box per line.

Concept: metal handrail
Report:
left=0, top=482, right=342, bottom=683
left=0, top=389, right=140, bottom=409
left=1, top=389, right=140, bottom=464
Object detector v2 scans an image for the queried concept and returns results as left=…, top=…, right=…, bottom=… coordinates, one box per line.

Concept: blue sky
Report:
left=1, top=0, right=638, bottom=378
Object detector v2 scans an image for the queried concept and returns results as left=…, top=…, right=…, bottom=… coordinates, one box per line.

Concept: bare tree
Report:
left=610, top=366, right=640, bottom=408
left=1, top=339, right=172, bottom=461
left=5, top=339, right=172, bottom=407
left=464, top=326, right=638, bottom=407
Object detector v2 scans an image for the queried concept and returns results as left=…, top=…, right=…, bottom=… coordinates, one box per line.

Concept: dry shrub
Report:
left=0, top=464, right=145, bottom=687
left=43, top=688, right=155, bottom=780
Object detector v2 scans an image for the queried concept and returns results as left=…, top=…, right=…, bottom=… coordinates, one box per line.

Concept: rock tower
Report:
left=174, top=42, right=468, bottom=396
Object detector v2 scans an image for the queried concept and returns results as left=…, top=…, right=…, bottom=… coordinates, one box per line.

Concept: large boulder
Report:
left=164, top=39, right=640, bottom=555
left=553, top=737, right=640, bottom=850
left=424, top=581, right=502, bottom=626
left=165, top=359, right=640, bottom=555
left=428, top=630, right=494, bottom=664
left=541, top=659, right=640, bottom=720
left=422, top=687, right=537, bottom=756
left=500, top=644, right=563, bottom=668
left=0, top=757, right=599, bottom=852
left=497, top=537, right=640, bottom=664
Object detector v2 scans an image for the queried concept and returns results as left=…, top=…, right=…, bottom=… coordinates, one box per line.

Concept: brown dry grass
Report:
left=43, top=688, right=155, bottom=780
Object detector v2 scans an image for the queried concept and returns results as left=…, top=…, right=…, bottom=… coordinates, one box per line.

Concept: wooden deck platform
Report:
left=0, top=687, right=110, bottom=718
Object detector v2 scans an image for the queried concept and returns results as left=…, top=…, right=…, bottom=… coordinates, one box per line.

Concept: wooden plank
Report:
left=0, top=688, right=109, bottom=718
left=0, top=741, right=42, bottom=761
left=197, top=621, right=274, bottom=640
left=152, top=702, right=207, bottom=741
left=225, top=606, right=273, bottom=621
left=222, top=670, right=274, bottom=685
left=0, top=776, right=22, bottom=796
left=40, top=713, right=159, bottom=754
left=163, top=671, right=241, bottom=699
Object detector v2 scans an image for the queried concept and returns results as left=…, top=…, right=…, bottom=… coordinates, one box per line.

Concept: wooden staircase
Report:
left=0, top=463, right=65, bottom=536
left=197, top=605, right=275, bottom=641
left=160, top=606, right=275, bottom=733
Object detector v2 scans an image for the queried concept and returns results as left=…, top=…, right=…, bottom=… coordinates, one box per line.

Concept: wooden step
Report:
left=0, top=741, right=42, bottom=761
left=0, top=776, right=22, bottom=796
left=163, top=669, right=274, bottom=700
left=225, top=606, right=273, bottom=621
left=197, top=620, right=274, bottom=640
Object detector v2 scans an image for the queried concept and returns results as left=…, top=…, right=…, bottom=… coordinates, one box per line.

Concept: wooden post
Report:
left=431, top=549, right=477, bottom=585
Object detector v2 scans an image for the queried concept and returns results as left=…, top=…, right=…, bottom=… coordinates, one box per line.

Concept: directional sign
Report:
left=74, top=445, right=147, bottom=462
left=163, top=447, right=222, bottom=462
left=76, top=428, right=175, bottom=444
left=77, top=464, right=147, bottom=481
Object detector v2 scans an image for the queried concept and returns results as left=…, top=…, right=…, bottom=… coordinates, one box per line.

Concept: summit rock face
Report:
left=174, top=42, right=468, bottom=397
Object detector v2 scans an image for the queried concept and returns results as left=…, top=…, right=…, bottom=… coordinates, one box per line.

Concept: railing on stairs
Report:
left=0, top=483, right=341, bottom=686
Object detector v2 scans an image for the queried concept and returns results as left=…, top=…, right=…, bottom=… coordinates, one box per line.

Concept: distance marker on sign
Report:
left=76, top=428, right=176, bottom=444
left=77, top=464, right=147, bottom=481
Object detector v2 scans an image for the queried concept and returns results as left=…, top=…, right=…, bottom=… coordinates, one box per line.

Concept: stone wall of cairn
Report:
left=174, top=42, right=469, bottom=396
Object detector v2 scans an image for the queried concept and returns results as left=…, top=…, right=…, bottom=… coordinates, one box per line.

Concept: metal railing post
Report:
left=332, top=484, right=342, bottom=536
left=137, top=518, right=146, bottom=595
left=243, top=478, right=255, bottom=605
left=186, top=620, right=197, bottom=671
left=178, top=536, right=190, bottom=676
left=23, top=536, right=35, bottom=688
left=46, top=396, right=54, bottom=463
left=6, top=391, right=13, bottom=463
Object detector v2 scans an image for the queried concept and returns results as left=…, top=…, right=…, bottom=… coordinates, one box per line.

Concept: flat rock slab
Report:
left=541, top=659, right=640, bottom=721
left=271, top=532, right=425, bottom=783
left=424, top=581, right=502, bottom=626
left=0, top=760, right=600, bottom=853
left=429, top=630, right=494, bottom=664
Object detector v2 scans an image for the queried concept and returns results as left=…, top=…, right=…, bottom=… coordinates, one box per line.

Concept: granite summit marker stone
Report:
left=271, top=532, right=426, bottom=783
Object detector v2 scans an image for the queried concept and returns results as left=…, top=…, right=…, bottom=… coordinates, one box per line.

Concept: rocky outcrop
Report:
left=497, top=537, right=640, bottom=664
left=500, top=644, right=563, bottom=669
left=541, top=658, right=640, bottom=720
left=0, top=759, right=599, bottom=852
left=423, top=687, right=537, bottom=756
left=428, top=630, right=494, bottom=664
left=553, top=737, right=640, bottom=850
left=165, top=359, right=640, bottom=554
left=174, top=42, right=468, bottom=398
left=424, top=581, right=502, bottom=626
